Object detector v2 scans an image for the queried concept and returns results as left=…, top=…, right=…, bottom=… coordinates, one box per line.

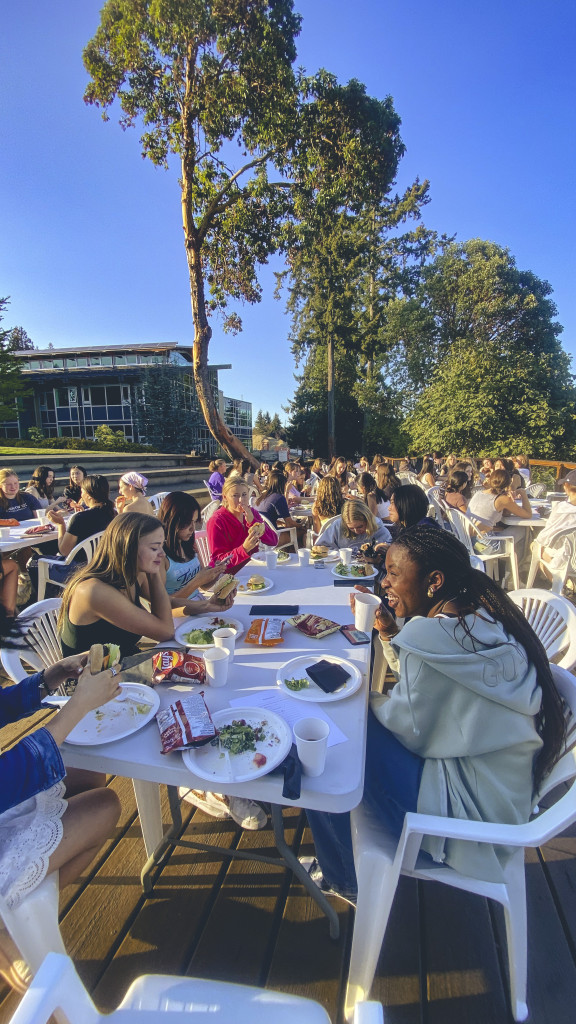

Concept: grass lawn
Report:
left=0, top=447, right=114, bottom=456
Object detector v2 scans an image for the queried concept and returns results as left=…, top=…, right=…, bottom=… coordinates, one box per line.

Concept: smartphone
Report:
left=249, top=604, right=299, bottom=616
left=340, top=624, right=371, bottom=645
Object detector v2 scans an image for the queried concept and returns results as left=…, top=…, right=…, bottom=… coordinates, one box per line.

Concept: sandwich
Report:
left=310, top=544, right=329, bottom=560
left=247, top=574, right=266, bottom=590
left=89, top=643, right=121, bottom=674
left=251, top=521, right=265, bottom=537
left=208, top=573, right=237, bottom=602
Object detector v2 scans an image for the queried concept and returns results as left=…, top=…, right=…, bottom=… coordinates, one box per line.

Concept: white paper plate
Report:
left=235, top=575, right=274, bottom=595
left=331, top=562, right=378, bottom=579
left=174, top=615, right=244, bottom=650
left=64, top=683, right=160, bottom=746
left=277, top=654, right=363, bottom=702
left=182, top=707, right=292, bottom=783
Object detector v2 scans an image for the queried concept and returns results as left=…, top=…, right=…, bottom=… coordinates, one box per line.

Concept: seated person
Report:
left=25, top=466, right=68, bottom=510
left=388, top=485, right=440, bottom=538
left=63, top=465, right=87, bottom=505
left=115, top=472, right=153, bottom=515
left=357, top=472, right=389, bottom=519
left=303, top=527, right=565, bottom=903
left=417, top=457, right=436, bottom=490
left=158, top=491, right=235, bottom=614
left=315, top=499, right=392, bottom=552
left=328, top=456, right=356, bottom=496
left=207, top=478, right=277, bottom=572
left=207, top=459, right=226, bottom=499
left=529, top=469, right=576, bottom=576
left=311, top=477, right=345, bottom=536
left=0, top=557, right=18, bottom=616
left=0, top=468, right=42, bottom=521
left=284, top=462, right=303, bottom=506
left=255, top=469, right=302, bottom=549
left=443, top=470, right=473, bottom=512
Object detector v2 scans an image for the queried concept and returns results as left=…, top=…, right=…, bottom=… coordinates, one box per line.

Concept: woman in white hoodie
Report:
left=304, top=527, right=565, bottom=903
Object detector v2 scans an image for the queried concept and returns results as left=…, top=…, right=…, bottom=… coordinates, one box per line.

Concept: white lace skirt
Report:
left=0, top=782, right=67, bottom=909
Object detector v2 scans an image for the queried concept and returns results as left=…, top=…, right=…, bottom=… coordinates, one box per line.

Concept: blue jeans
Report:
left=306, top=707, right=424, bottom=895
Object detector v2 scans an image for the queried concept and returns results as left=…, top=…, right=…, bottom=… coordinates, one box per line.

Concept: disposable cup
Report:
left=298, top=549, right=310, bottom=567
left=0, top=527, right=11, bottom=539
left=203, top=647, right=229, bottom=687
left=293, top=717, right=330, bottom=777
left=35, top=510, right=48, bottom=523
left=265, top=549, right=278, bottom=570
left=212, top=627, right=236, bottom=657
left=341, top=547, right=353, bottom=565
left=354, top=592, right=381, bottom=632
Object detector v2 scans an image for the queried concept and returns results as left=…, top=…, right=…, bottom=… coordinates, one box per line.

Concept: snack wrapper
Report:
left=246, top=617, right=284, bottom=646
left=156, top=692, right=216, bottom=752
left=152, top=649, right=206, bottom=685
left=23, top=524, right=56, bottom=536
left=286, top=613, right=341, bottom=639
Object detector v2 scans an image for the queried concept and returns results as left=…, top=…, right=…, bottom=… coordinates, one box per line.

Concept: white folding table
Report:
left=62, top=556, right=372, bottom=936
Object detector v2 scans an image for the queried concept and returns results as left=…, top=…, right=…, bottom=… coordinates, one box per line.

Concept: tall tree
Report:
left=7, top=326, right=34, bottom=351
left=84, top=0, right=403, bottom=466
left=0, top=300, right=31, bottom=422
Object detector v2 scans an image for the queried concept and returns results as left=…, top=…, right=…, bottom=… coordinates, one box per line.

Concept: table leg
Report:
left=270, top=804, right=340, bottom=940
left=132, top=779, right=164, bottom=857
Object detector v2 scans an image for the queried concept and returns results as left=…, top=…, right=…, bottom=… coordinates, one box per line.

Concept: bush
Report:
left=4, top=433, right=153, bottom=453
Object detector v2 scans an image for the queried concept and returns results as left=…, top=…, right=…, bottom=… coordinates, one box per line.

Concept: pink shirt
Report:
left=207, top=506, right=277, bottom=571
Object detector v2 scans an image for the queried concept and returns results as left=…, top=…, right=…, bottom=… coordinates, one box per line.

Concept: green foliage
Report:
left=131, top=366, right=202, bottom=452
left=27, top=427, right=45, bottom=444
left=285, top=346, right=363, bottom=457
left=4, top=435, right=151, bottom=453
left=0, top=299, right=32, bottom=422
left=7, top=326, right=34, bottom=351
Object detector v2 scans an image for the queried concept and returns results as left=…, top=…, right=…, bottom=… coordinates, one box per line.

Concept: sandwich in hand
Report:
left=89, top=643, right=121, bottom=674
left=207, top=574, right=237, bottom=603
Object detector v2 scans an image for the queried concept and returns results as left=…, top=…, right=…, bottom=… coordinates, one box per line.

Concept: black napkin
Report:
left=306, top=658, right=351, bottom=694
left=271, top=744, right=302, bottom=800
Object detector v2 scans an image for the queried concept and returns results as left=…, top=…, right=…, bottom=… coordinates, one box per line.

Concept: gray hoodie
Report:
left=370, top=612, right=542, bottom=881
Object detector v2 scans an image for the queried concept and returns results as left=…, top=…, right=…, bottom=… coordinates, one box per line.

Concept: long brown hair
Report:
left=58, top=513, right=163, bottom=627
left=393, top=526, right=566, bottom=787
left=27, top=465, right=55, bottom=500
left=158, top=491, right=200, bottom=562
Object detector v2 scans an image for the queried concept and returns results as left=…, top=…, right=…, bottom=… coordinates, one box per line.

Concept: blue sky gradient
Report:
left=1, top=0, right=574, bottom=418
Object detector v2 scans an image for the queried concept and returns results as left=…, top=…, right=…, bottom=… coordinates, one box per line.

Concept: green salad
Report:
left=217, top=719, right=266, bottom=754
left=183, top=620, right=235, bottom=645
left=285, top=676, right=309, bottom=691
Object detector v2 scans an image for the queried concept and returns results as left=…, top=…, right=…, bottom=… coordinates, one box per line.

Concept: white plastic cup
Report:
left=341, top=547, right=353, bottom=565
left=298, top=549, right=310, bottom=567
left=265, top=549, right=278, bottom=570
left=354, top=592, right=381, bottom=632
left=293, top=717, right=330, bottom=777
left=0, top=527, right=10, bottom=539
left=35, top=510, right=48, bottom=523
left=203, top=647, right=229, bottom=687
left=212, top=627, right=236, bottom=657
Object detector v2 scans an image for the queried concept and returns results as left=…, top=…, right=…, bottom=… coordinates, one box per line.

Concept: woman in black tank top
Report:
left=58, top=513, right=175, bottom=658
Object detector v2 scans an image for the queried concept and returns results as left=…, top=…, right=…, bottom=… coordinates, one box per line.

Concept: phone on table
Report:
left=340, top=624, right=371, bottom=645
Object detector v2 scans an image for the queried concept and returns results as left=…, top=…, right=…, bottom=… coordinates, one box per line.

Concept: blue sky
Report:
left=1, top=0, right=575, bottom=420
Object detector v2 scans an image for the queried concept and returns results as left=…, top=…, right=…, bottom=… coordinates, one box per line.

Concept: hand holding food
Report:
left=88, top=643, right=121, bottom=674
left=70, top=664, right=123, bottom=715
left=46, top=508, right=65, bottom=526
left=43, top=652, right=89, bottom=692
left=243, top=521, right=264, bottom=552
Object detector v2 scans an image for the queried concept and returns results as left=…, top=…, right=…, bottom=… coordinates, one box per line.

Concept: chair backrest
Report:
left=257, top=512, right=279, bottom=546
left=201, top=499, right=221, bottom=525
left=195, top=529, right=211, bottom=567
left=444, top=507, right=475, bottom=554
left=507, top=588, right=576, bottom=670
left=148, top=492, right=168, bottom=513
left=1, top=598, right=63, bottom=683
left=63, top=531, right=104, bottom=566
left=526, top=482, right=546, bottom=498
left=427, top=487, right=451, bottom=530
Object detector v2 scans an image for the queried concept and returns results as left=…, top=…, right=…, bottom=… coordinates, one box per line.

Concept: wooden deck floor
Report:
left=1, top=762, right=576, bottom=1024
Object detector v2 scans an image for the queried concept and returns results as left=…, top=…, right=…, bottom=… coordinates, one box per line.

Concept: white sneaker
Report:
left=178, top=789, right=267, bottom=830
left=228, top=797, right=268, bottom=830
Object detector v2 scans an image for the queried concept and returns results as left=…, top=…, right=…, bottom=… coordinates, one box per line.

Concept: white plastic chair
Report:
left=201, top=499, right=221, bottom=525
left=1, top=599, right=62, bottom=684
left=526, top=483, right=546, bottom=499
left=526, top=530, right=576, bottom=594
left=0, top=875, right=66, bottom=981
left=507, top=588, right=576, bottom=670
left=446, top=507, right=520, bottom=590
left=345, top=665, right=576, bottom=1023
left=148, top=491, right=169, bottom=514
left=7, top=952, right=385, bottom=1024
left=36, top=532, right=104, bottom=601
left=426, top=487, right=451, bottom=530
left=195, top=529, right=211, bottom=568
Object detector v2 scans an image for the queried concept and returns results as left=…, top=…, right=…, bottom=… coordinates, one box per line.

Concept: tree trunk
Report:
left=181, top=157, right=258, bottom=468
left=327, top=336, right=335, bottom=458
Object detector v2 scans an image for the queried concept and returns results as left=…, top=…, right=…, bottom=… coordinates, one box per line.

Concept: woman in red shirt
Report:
left=207, top=478, right=277, bottom=570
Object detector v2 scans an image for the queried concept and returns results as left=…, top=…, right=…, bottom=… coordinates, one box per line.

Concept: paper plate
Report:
left=64, top=683, right=160, bottom=746
left=309, top=549, right=340, bottom=563
left=251, top=550, right=293, bottom=566
left=277, top=654, right=363, bottom=702
left=331, top=562, right=378, bottom=579
left=174, top=615, right=244, bottom=650
left=235, top=575, right=274, bottom=595
left=182, top=706, right=292, bottom=783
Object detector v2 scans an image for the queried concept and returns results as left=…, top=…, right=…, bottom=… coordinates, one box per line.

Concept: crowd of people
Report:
left=0, top=448, right=573, bottom=992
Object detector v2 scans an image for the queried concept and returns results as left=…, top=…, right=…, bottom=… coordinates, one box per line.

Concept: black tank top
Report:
left=60, top=584, right=143, bottom=659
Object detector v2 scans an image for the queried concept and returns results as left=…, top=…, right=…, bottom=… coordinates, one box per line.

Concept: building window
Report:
left=101, top=355, right=113, bottom=366
left=115, top=355, right=127, bottom=365
left=55, top=389, right=70, bottom=407
left=90, top=386, right=106, bottom=406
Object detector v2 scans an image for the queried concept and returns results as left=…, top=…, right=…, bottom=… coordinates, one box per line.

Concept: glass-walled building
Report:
left=1, top=343, right=252, bottom=456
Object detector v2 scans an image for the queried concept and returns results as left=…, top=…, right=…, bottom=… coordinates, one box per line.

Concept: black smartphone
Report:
left=248, top=604, right=299, bottom=616
left=333, top=578, right=374, bottom=588
left=340, top=624, right=371, bottom=645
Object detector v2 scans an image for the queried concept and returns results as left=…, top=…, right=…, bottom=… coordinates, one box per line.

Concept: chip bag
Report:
left=287, top=613, right=341, bottom=639
left=156, top=692, right=216, bottom=752
left=246, top=617, right=284, bottom=646
left=152, top=649, right=206, bottom=685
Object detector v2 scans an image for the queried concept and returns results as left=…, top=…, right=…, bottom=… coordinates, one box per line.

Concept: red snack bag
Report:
left=156, top=692, right=216, bottom=752
left=152, top=649, right=206, bottom=685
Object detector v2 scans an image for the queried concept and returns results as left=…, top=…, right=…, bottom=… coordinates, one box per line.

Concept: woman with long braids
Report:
left=303, top=526, right=566, bottom=904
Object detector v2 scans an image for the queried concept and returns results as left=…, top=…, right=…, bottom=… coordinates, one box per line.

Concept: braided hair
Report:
left=391, top=526, right=566, bottom=788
